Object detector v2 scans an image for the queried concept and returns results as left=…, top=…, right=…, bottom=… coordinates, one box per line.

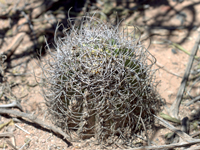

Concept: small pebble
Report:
left=171, top=48, right=177, bottom=54
left=41, top=139, right=46, bottom=143
left=191, top=109, right=197, bottom=115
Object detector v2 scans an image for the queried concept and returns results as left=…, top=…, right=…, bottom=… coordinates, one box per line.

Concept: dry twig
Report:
left=0, top=132, right=14, bottom=138
left=3, top=32, right=25, bottom=60
left=186, top=95, right=200, bottom=106
left=169, top=30, right=200, bottom=118
left=154, top=115, right=193, bottom=141
left=0, top=132, right=16, bottom=149
left=125, top=115, right=200, bottom=150
left=125, top=140, right=200, bottom=150
left=0, top=108, right=72, bottom=146
left=0, top=100, right=23, bottom=112
left=191, top=131, right=200, bottom=138
left=6, top=140, right=17, bottom=150
left=186, top=145, right=200, bottom=150
left=156, top=62, right=182, bottom=78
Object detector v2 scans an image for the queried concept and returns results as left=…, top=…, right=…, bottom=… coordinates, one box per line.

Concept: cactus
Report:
left=40, top=16, right=163, bottom=147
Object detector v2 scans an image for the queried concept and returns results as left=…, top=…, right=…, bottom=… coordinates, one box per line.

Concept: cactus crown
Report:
left=41, top=15, right=163, bottom=147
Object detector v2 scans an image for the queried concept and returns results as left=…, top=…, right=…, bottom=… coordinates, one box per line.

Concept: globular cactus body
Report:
left=41, top=16, right=163, bottom=147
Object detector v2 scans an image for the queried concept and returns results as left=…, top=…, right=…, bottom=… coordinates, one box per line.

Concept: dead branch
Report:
left=0, top=108, right=72, bottom=146
left=0, top=132, right=14, bottom=138
left=0, top=132, right=16, bottom=149
left=6, top=140, right=17, bottom=150
left=32, top=0, right=57, bottom=19
left=153, top=115, right=193, bottom=141
left=156, top=62, right=182, bottom=78
left=125, top=139, right=200, bottom=150
left=3, top=32, right=25, bottom=60
left=186, top=95, right=200, bottom=106
left=191, top=131, right=200, bottom=138
left=169, top=30, right=200, bottom=118
left=0, top=101, right=23, bottom=112
left=186, top=145, right=200, bottom=150
left=126, top=115, right=200, bottom=150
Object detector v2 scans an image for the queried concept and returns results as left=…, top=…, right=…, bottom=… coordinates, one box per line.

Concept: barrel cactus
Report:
left=40, top=16, right=163, bottom=147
